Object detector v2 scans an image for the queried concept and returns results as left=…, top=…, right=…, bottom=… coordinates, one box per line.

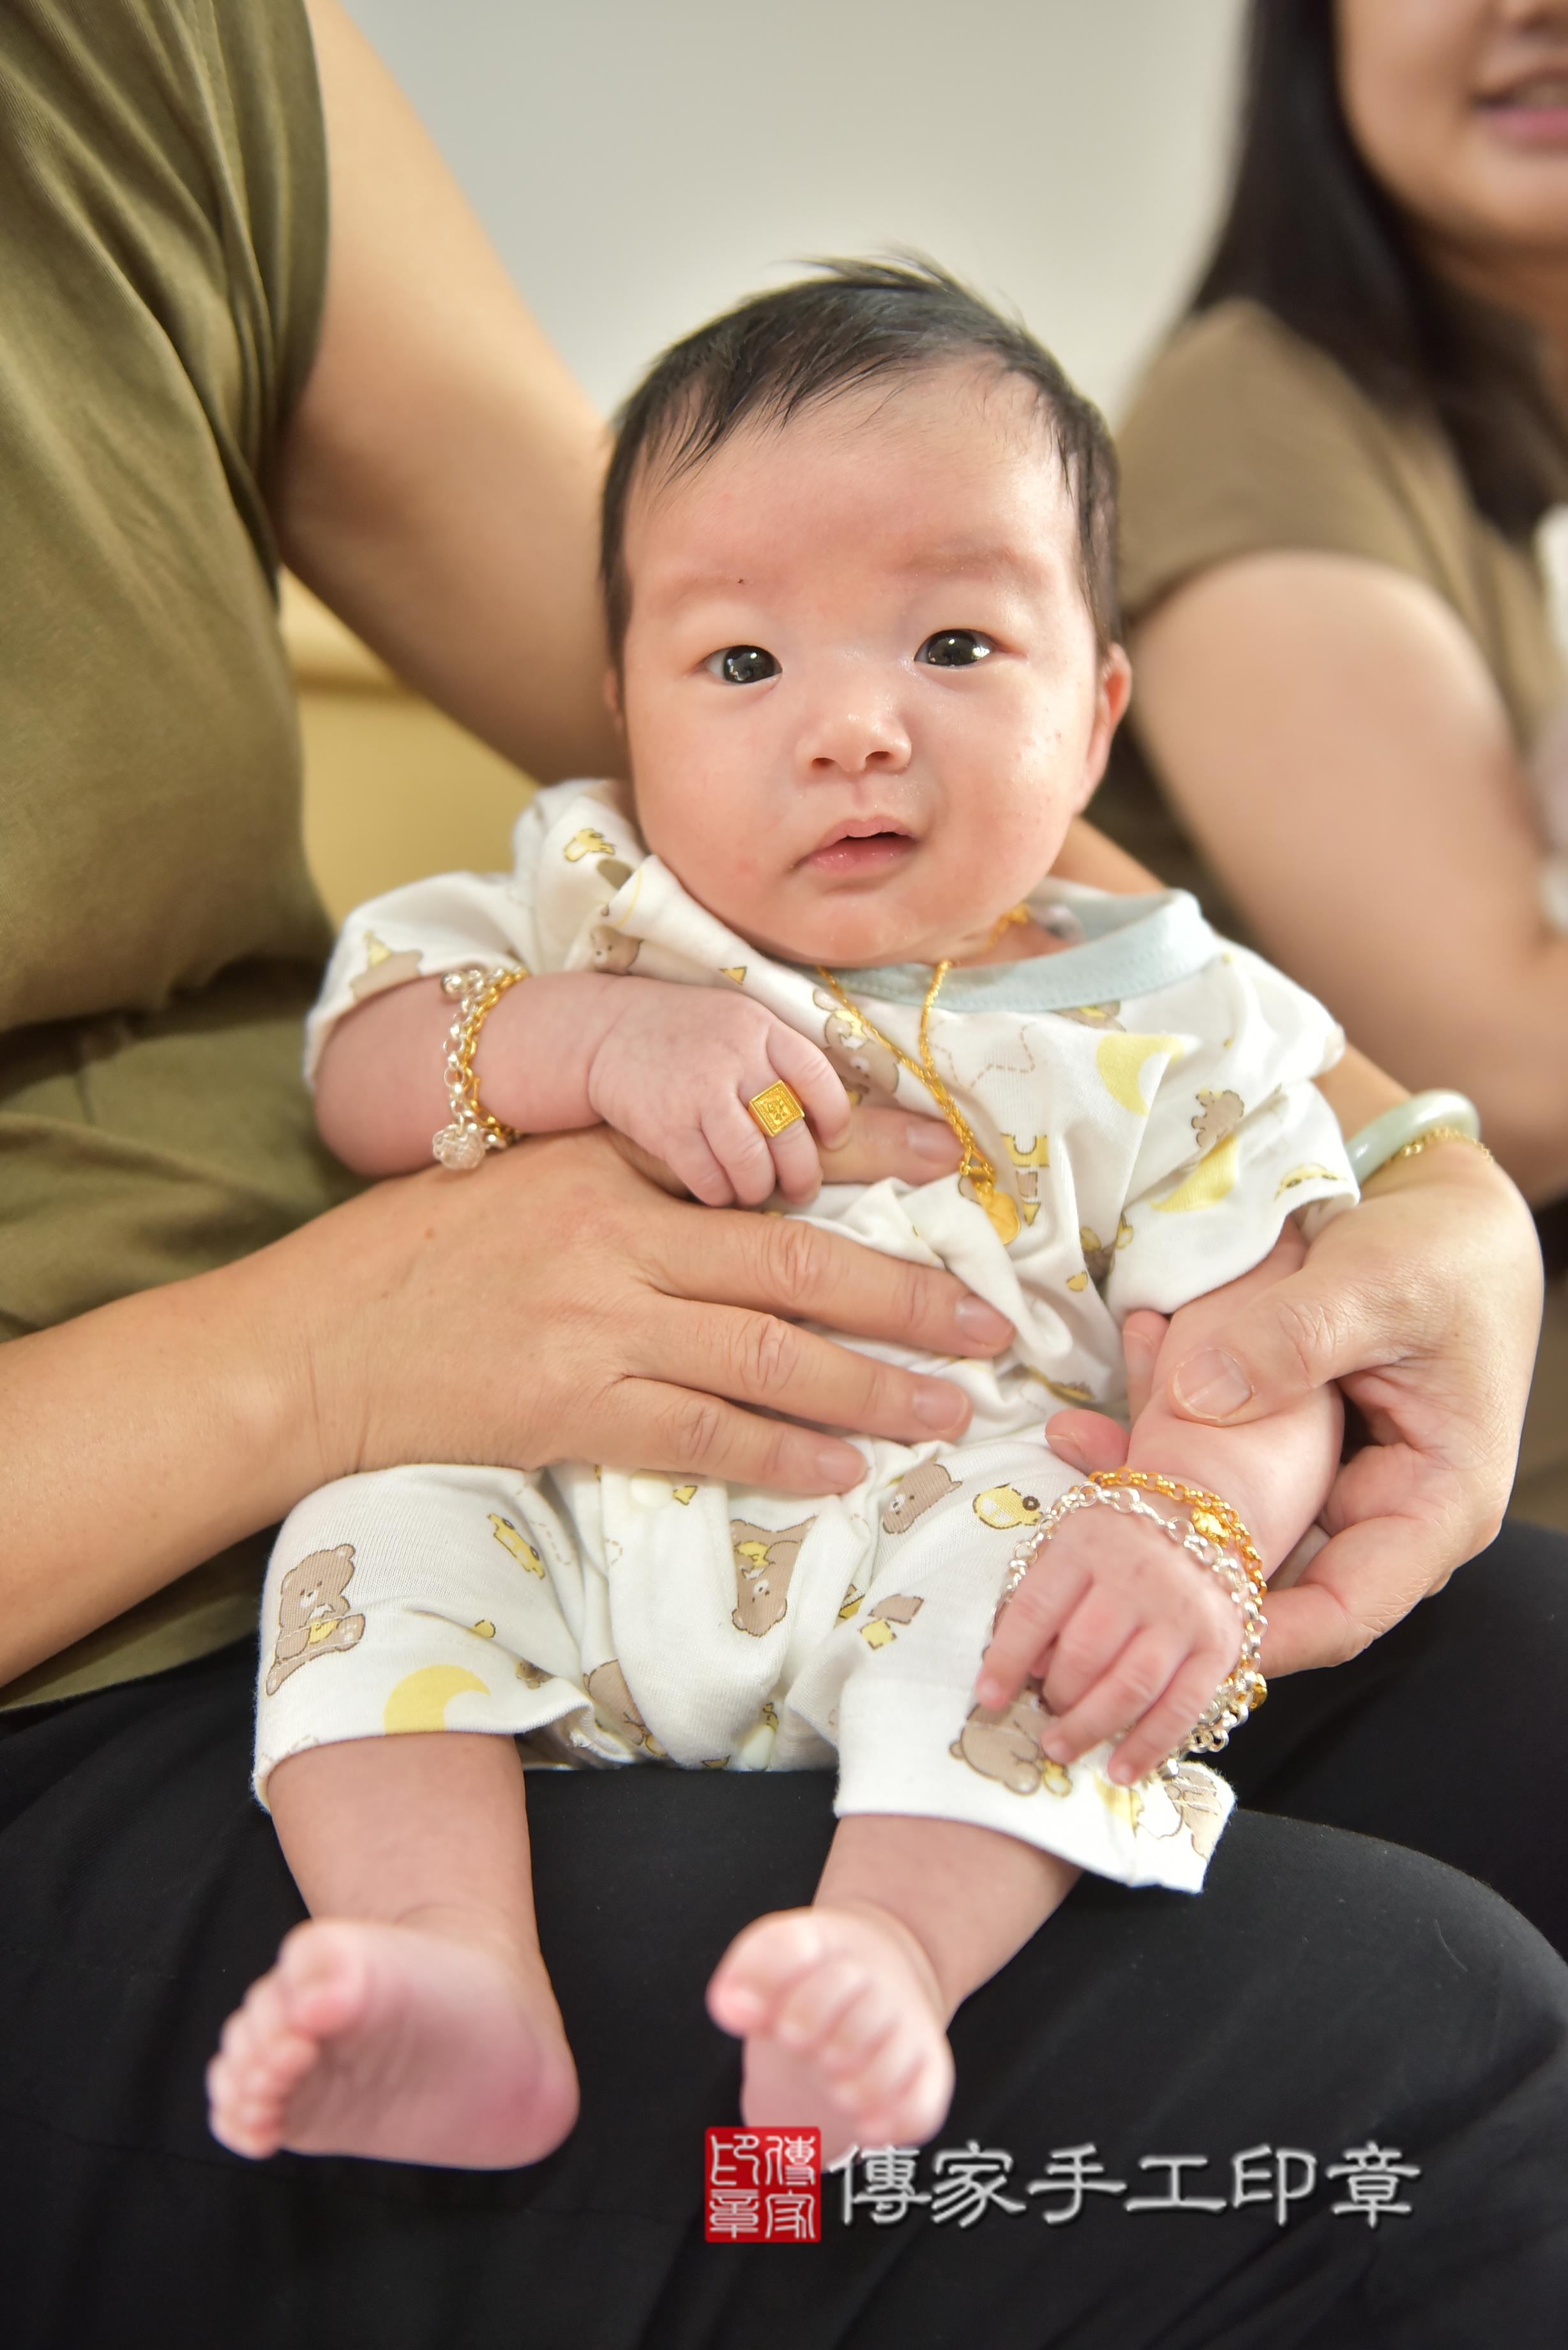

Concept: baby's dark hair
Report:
left=601, top=257, right=1120, bottom=660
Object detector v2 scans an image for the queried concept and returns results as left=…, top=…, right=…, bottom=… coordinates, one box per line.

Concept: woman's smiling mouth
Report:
left=1475, top=70, right=1568, bottom=145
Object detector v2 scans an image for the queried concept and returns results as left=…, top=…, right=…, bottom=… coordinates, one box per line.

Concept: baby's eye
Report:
left=918, top=629, right=996, bottom=667
left=704, top=645, right=780, bottom=685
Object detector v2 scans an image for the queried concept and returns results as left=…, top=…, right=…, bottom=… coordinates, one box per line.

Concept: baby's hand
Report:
left=585, top=982, right=852, bottom=1206
left=974, top=1502, right=1242, bottom=1785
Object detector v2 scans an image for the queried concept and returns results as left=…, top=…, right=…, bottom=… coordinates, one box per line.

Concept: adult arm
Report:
left=274, top=0, right=617, bottom=782
left=1129, top=550, right=1568, bottom=1202
left=0, top=1125, right=1015, bottom=1689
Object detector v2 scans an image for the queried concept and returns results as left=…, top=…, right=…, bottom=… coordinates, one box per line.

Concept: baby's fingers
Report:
left=765, top=1024, right=853, bottom=1149
left=1104, top=1648, right=1240, bottom=1786
left=1037, top=1630, right=1184, bottom=1768
left=661, top=1128, right=737, bottom=1208
left=974, top=1556, right=1089, bottom=1708
left=702, top=1098, right=785, bottom=1209
left=764, top=1114, right=827, bottom=1206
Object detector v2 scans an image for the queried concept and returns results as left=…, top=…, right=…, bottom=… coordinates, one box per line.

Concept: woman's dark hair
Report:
left=601, top=257, right=1120, bottom=658
left=1193, top=0, right=1568, bottom=536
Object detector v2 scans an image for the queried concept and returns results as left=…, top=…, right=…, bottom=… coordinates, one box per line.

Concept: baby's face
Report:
left=613, top=362, right=1129, bottom=969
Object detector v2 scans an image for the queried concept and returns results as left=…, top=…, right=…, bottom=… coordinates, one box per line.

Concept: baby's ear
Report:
left=603, top=666, right=626, bottom=736
left=1077, top=644, right=1133, bottom=807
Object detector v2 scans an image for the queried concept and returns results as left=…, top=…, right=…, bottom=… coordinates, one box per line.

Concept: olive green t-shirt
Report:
left=1, top=0, right=359, bottom=1707
left=1097, top=298, right=1565, bottom=941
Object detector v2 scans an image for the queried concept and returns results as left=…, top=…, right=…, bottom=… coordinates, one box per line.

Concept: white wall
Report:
left=347, top=0, right=1248, bottom=423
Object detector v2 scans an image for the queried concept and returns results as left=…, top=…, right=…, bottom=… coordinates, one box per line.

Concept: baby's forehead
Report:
left=624, top=367, right=1079, bottom=595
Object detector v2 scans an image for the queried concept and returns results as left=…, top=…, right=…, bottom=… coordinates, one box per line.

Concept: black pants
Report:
left=3, top=1527, right=1566, bottom=2349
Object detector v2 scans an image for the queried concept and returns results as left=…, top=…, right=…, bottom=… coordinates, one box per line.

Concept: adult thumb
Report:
left=1164, top=1269, right=1365, bottom=1427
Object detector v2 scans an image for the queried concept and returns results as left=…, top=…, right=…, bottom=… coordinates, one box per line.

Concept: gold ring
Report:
left=748, top=1080, right=805, bottom=1137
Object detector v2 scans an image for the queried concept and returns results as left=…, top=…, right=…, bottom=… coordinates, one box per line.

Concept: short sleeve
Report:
left=302, top=800, right=552, bottom=1084
left=1101, top=946, right=1357, bottom=1319
left=1117, top=302, right=1452, bottom=625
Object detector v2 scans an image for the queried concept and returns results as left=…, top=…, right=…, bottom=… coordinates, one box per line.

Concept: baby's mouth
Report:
left=801, top=819, right=919, bottom=879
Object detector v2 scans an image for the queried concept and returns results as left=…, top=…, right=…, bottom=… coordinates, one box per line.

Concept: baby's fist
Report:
left=587, top=981, right=851, bottom=1206
left=976, top=1505, right=1242, bottom=1784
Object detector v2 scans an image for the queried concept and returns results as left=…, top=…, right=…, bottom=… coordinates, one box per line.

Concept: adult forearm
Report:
left=0, top=1252, right=318, bottom=1685
left=280, top=0, right=617, bottom=783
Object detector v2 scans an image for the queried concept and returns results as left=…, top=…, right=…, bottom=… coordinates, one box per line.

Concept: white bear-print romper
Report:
left=254, top=780, right=1357, bottom=1893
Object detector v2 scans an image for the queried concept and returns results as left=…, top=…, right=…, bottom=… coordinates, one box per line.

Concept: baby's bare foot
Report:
left=707, top=1905, right=954, bottom=2163
left=206, top=1916, right=578, bottom=2169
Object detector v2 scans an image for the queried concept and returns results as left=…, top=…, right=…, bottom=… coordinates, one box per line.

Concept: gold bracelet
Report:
left=1371, top=1125, right=1494, bottom=1176
left=994, top=1469, right=1268, bottom=1759
left=432, top=963, right=529, bottom=1171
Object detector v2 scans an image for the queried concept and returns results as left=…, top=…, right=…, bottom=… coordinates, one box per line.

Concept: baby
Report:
left=207, top=262, right=1355, bottom=2172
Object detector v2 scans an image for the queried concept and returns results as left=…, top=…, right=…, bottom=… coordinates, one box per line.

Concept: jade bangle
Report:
left=1345, top=1090, right=1482, bottom=1187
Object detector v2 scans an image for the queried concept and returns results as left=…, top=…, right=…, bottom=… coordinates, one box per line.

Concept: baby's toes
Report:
left=773, top=1956, right=878, bottom=2061
left=854, top=2035, right=953, bottom=2146
left=708, top=1910, right=825, bottom=2033
left=275, top=1920, right=371, bottom=2040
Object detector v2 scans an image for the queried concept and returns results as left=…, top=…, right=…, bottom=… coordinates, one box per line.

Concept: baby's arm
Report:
left=977, top=1227, right=1341, bottom=1784
left=313, top=967, right=850, bottom=1204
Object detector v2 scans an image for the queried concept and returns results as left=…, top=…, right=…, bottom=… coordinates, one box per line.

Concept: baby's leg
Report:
left=708, top=1816, right=1076, bottom=2160
left=207, top=1731, right=578, bottom=2168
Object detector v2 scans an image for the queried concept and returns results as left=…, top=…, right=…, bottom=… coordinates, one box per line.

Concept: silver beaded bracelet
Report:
left=995, top=1480, right=1268, bottom=1758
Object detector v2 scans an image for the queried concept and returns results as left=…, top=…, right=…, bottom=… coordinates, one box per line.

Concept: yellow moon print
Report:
left=1095, top=1033, right=1184, bottom=1117
left=1153, top=1135, right=1240, bottom=1213
left=383, top=1665, right=490, bottom=1734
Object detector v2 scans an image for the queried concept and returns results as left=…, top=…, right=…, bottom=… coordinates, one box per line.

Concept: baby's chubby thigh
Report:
left=253, top=1464, right=634, bottom=1805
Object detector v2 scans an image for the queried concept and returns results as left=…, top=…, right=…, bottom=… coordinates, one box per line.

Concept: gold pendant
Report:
left=972, top=1179, right=1020, bottom=1246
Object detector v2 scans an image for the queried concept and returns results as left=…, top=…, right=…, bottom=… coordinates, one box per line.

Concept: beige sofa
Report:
left=283, top=576, right=538, bottom=927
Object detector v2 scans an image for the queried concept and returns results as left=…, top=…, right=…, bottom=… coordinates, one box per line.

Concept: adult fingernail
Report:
left=815, top=1441, right=865, bottom=1485
left=906, top=1120, right=961, bottom=1166
left=912, top=1381, right=967, bottom=1432
left=954, top=1295, right=1012, bottom=1344
left=1172, top=1348, right=1253, bottom=1419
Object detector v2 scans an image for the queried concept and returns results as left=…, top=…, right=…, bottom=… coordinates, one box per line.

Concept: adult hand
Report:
left=1042, top=1143, right=1542, bottom=1676
left=298, top=1120, right=1004, bottom=1501
left=4, top=1116, right=1002, bottom=1687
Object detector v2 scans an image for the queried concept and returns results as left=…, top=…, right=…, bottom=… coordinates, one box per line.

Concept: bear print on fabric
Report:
left=811, top=990, right=900, bottom=1103
left=729, top=1518, right=817, bottom=1636
left=949, top=1688, right=1071, bottom=1796
left=585, top=1660, right=663, bottom=1754
left=880, top=1462, right=959, bottom=1535
left=265, top=1543, right=366, bottom=1697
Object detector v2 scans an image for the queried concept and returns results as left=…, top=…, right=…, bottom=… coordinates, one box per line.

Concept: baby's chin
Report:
left=745, top=911, right=940, bottom=971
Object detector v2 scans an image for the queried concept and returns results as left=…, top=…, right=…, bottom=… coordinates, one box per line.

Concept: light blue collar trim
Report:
left=808, top=887, right=1218, bottom=1012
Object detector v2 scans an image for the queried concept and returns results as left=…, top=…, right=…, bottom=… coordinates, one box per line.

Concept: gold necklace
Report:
left=813, top=905, right=1029, bottom=1245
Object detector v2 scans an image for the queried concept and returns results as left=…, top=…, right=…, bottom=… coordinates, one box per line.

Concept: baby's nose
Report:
left=800, top=697, right=912, bottom=776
